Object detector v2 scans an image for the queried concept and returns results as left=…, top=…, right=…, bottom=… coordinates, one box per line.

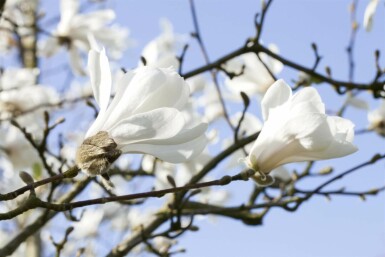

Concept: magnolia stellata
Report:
left=76, top=44, right=208, bottom=184
left=245, top=79, right=358, bottom=186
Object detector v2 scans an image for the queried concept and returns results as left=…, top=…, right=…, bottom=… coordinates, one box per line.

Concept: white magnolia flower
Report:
left=187, top=75, right=207, bottom=94
left=0, top=85, right=58, bottom=124
left=0, top=68, right=39, bottom=90
left=0, top=69, right=59, bottom=131
left=0, top=126, right=40, bottom=172
left=0, top=0, right=38, bottom=53
left=75, top=46, right=208, bottom=178
left=72, top=209, right=104, bottom=239
left=197, top=83, right=224, bottom=123
left=225, top=45, right=283, bottom=98
left=363, top=0, right=379, bottom=32
left=368, top=100, right=385, bottom=136
left=127, top=208, right=157, bottom=231
left=140, top=18, right=186, bottom=69
left=245, top=79, right=357, bottom=186
left=39, top=0, right=130, bottom=75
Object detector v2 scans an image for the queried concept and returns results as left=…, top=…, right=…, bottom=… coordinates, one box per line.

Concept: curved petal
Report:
left=103, top=67, right=189, bottom=130
left=120, top=133, right=208, bottom=163
left=261, top=79, right=292, bottom=121
left=250, top=113, right=331, bottom=172
left=131, top=67, right=189, bottom=113
left=290, top=87, right=324, bottom=114
left=250, top=113, right=358, bottom=173
left=87, top=47, right=111, bottom=112
left=69, top=46, right=86, bottom=76
left=60, top=0, right=79, bottom=29
left=109, top=107, right=186, bottom=145
left=364, top=0, right=379, bottom=32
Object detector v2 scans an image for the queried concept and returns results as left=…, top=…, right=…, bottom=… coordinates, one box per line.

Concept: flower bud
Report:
left=75, top=131, right=121, bottom=177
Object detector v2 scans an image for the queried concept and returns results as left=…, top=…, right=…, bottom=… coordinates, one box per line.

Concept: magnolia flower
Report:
left=0, top=0, right=37, bottom=53
left=140, top=18, right=186, bottom=69
left=39, top=0, right=130, bottom=75
left=245, top=79, right=357, bottom=186
left=72, top=209, right=104, bottom=238
left=0, top=126, right=40, bottom=172
left=197, top=83, right=224, bottom=123
left=225, top=45, right=283, bottom=98
left=127, top=208, right=157, bottom=231
left=75, top=45, right=208, bottom=181
left=368, top=100, right=385, bottom=136
left=0, top=68, right=39, bottom=90
left=0, top=69, right=59, bottom=131
left=363, top=0, right=379, bottom=32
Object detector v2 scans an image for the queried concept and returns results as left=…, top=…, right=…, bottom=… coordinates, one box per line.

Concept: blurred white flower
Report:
left=39, top=0, right=131, bottom=75
left=363, top=0, right=379, bottom=32
left=368, top=100, right=385, bottom=136
left=223, top=112, right=263, bottom=172
left=0, top=68, right=39, bottom=90
left=245, top=79, right=357, bottom=186
left=225, top=45, right=283, bottom=98
left=296, top=71, right=323, bottom=87
left=344, top=94, right=368, bottom=111
left=0, top=126, right=40, bottom=172
left=153, top=237, right=177, bottom=254
left=0, top=0, right=38, bottom=53
left=187, top=75, right=207, bottom=94
left=270, top=166, right=291, bottom=184
left=76, top=46, right=207, bottom=178
left=127, top=208, right=156, bottom=231
left=72, top=209, right=104, bottom=239
left=197, top=83, right=224, bottom=123
left=0, top=68, right=59, bottom=131
left=140, top=18, right=186, bottom=69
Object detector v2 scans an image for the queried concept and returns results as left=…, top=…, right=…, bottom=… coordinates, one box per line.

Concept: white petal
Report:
left=147, top=122, right=208, bottom=145
left=110, top=108, right=186, bottom=145
left=87, top=47, right=112, bottom=112
left=345, top=96, right=368, bottom=110
left=60, top=0, right=79, bottom=28
left=261, top=79, right=292, bottom=121
left=39, top=37, right=61, bottom=57
left=120, top=133, right=208, bottom=163
left=73, top=10, right=116, bottom=30
left=364, top=0, right=379, bottom=32
left=69, top=46, right=86, bottom=76
left=250, top=113, right=330, bottom=172
left=262, top=44, right=283, bottom=74
left=290, top=87, right=325, bottom=114
left=103, top=67, right=188, bottom=130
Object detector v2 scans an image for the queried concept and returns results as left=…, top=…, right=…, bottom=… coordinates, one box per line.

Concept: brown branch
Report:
left=285, top=153, right=385, bottom=212
left=182, top=43, right=385, bottom=95
left=0, top=171, right=256, bottom=218
left=0, top=166, right=79, bottom=201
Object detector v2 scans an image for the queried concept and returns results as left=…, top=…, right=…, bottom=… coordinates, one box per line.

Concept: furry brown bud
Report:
left=75, top=131, right=121, bottom=177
